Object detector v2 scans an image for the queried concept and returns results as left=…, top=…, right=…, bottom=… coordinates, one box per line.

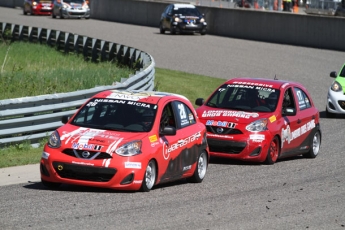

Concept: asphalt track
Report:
left=1, top=6, right=345, bottom=230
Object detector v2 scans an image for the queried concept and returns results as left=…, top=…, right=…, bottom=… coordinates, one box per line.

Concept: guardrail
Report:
left=0, top=22, right=155, bottom=147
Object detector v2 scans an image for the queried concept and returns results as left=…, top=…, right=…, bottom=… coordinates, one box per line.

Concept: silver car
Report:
left=52, top=0, right=90, bottom=19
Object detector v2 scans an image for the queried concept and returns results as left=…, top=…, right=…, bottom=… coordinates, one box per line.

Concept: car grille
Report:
left=206, top=126, right=242, bottom=135
left=208, top=138, right=246, bottom=154
left=53, top=162, right=116, bottom=182
left=62, top=149, right=112, bottom=160
left=69, top=11, right=85, bottom=16
left=338, top=100, right=345, bottom=110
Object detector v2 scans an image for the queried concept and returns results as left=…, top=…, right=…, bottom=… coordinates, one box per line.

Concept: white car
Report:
left=52, top=0, right=90, bottom=19
left=326, top=63, right=345, bottom=117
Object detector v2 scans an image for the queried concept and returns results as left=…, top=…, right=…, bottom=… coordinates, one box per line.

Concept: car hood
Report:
left=196, top=106, right=274, bottom=125
left=57, top=124, right=147, bottom=153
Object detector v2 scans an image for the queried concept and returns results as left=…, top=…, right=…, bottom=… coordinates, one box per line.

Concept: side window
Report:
left=282, top=88, right=296, bottom=110
left=160, top=103, right=175, bottom=132
left=294, top=87, right=311, bottom=110
left=172, top=101, right=196, bottom=129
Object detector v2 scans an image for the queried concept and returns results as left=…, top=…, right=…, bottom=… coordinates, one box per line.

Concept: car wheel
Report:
left=265, top=136, right=279, bottom=165
left=41, top=179, right=61, bottom=189
left=187, top=150, right=208, bottom=183
left=200, top=30, right=206, bottom=35
left=325, top=106, right=336, bottom=118
left=303, top=130, right=321, bottom=158
left=23, top=8, right=27, bottom=15
left=52, top=11, right=56, bottom=18
left=159, top=23, right=165, bottom=34
left=140, top=160, right=157, bottom=192
left=30, top=7, right=34, bottom=15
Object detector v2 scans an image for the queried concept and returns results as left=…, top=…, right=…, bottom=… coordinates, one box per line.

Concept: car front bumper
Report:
left=207, top=131, right=273, bottom=162
left=61, top=8, right=90, bottom=18
left=172, top=22, right=207, bottom=33
left=326, top=88, right=345, bottom=114
left=40, top=148, right=147, bottom=191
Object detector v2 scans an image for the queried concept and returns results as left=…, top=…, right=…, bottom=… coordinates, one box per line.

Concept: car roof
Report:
left=172, top=4, right=196, bottom=9
left=92, top=90, right=189, bottom=104
left=225, top=77, right=304, bottom=89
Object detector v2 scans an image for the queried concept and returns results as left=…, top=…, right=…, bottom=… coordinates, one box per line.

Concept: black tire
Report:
left=200, top=30, right=206, bottom=35
left=41, top=179, right=61, bottom=189
left=303, top=130, right=321, bottom=158
left=159, top=23, right=165, bottom=34
left=187, top=151, right=208, bottom=183
left=325, top=106, right=336, bottom=118
left=23, top=8, right=27, bottom=15
left=264, top=136, right=280, bottom=165
left=52, top=11, right=56, bottom=18
left=140, top=160, right=157, bottom=192
left=60, top=10, right=64, bottom=19
left=30, top=7, right=34, bottom=15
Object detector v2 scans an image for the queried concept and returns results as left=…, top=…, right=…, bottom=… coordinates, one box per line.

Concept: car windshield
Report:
left=205, top=84, right=280, bottom=112
left=70, top=98, right=157, bottom=132
left=173, top=7, right=201, bottom=16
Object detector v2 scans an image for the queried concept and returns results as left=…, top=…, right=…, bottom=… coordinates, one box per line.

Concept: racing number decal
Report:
left=178, top=103, right=186, bottom=120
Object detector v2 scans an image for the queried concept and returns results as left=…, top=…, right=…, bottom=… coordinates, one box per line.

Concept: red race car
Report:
left=40, top=90, right=209, bottom=192
left=195, top=77, right=321, bottom=164
left=23, top=0, right=53, bottom=16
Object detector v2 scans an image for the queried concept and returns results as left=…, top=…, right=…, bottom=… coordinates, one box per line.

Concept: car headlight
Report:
left=200, top=18, right=205, bottom=23
left=246, top=118, right=268, bottom=132
left=115, top=140, right=142, bottom=156
left=48, top=131, right=61, bottom=148
left=174, top=17, right=182, bottom=22
left=33, top=2, right=37, bottom=6
left=331, top=81, right=342, bottom=92
left=83, top=5, right=89, bottom=9
left=63, top=3, right=69, bottom=9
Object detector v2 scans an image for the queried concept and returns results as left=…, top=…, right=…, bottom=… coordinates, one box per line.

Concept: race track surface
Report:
left=1, top=7, right=345, bottom=230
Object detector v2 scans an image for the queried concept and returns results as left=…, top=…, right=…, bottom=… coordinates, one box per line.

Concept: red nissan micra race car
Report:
left=40, top=90, right=209, bottom=192
left=23, top=0, right=53, bottom=16
left=195, top=77, right=321, bottom=164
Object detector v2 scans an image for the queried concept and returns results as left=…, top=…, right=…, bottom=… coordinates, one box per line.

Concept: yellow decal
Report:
left=149, top=135, right=157, bottom=142
left=269, top=115, right=276, bottom=123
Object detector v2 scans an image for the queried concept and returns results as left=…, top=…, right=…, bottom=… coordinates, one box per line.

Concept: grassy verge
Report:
left=0, top=42, right=225, bottom=168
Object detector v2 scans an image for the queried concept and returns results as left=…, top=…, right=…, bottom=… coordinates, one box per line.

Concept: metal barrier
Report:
left=0, top=22, right=155, bottom=147
left=305, top=0, right=340, bottom=15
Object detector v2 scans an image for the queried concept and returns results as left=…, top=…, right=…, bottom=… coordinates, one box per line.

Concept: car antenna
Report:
left=274, top=75, right=278, bottom=80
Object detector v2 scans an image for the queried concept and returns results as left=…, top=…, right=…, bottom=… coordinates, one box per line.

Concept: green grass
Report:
left=0, top=42, right=225, bottom=169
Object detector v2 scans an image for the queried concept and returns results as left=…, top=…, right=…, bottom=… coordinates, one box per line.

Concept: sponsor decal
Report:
left=183, top=165, right=192, bottom=171
left=102, top=159, right=111, bottom=167
left=72, top=161, right=94, bottom=166
left=202, top=110, right=259, bottom=119
left=281, top=120, right=315, bottom=147
left=206, top=120, right=236, bottom=128
left=162, top=131, right=201, bottom=160
left=107, top=93, right=149, bottom=101
left=72, top=142, right=103, bottom=150
left=207, top=133, right=234, bottom=139
left=124, top=162, right=141, bottom=169
left=250, top=134, right=265, bottom=140
left=269, top=115, right=276, bottom=123
left=151, top=142, right=160, bottom=148
left=41, top=151, right=50, bottom=160
left=149, top=135, right=158, bottom=142
left=133, top=180, right=143, bottom=184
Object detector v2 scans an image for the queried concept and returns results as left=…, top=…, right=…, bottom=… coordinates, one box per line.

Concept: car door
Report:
left=162, top=5, right=173, bottom=29
left=159, top=100, right=200, bottom=182
left=280, top=87, right=300, bottom=155
left=292, top=86, right=317, bottom=150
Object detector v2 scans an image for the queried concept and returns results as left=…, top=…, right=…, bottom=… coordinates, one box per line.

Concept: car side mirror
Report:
left=195, top=98, right=204, bottom=106
left=61, top=115, right=70, bottom=124
left=282, top=107, right=296, bottom=116
left=330, top=71, right=337, bottom=78
left=167, top=13, right=172, bottom=16
left=160, top=126, right=176, bottom=136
